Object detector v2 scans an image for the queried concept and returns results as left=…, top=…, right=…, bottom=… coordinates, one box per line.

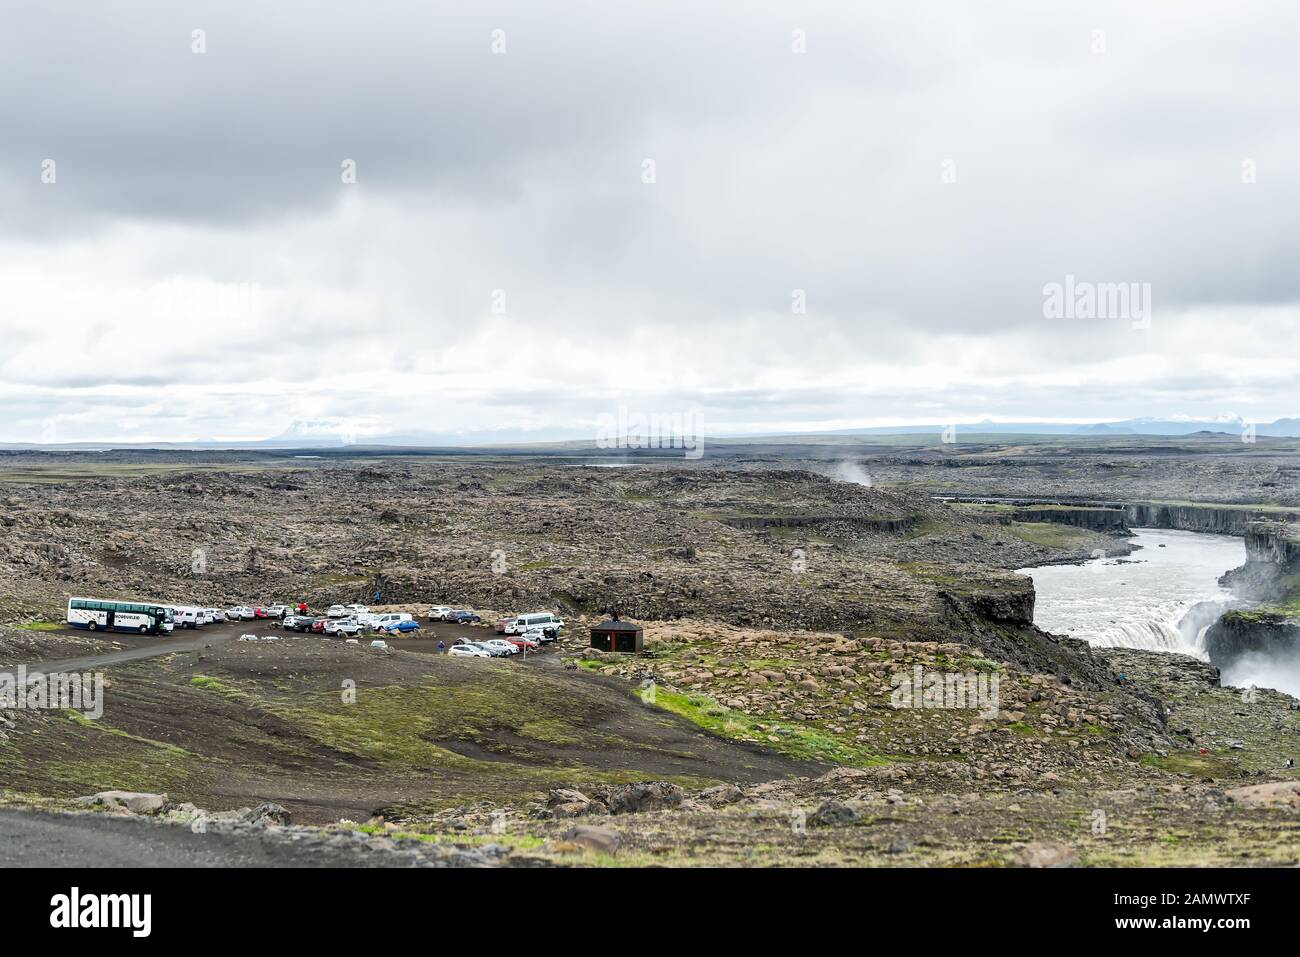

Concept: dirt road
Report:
left=0, top=808, right=498, bottom=867
left=5, top=618, right=498, bottom=675
left=7, top=626, right=239, bottom=677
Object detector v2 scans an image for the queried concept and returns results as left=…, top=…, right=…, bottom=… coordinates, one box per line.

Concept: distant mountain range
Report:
left=799, top=416, right=1300, bottom=438
left=4, top=415, right=1300, bottom=451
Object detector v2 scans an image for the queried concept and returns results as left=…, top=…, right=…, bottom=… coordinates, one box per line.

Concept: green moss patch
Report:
left=1139, top=751, right=1239, bottom=780
left=650, top=688, right=885, bottom=767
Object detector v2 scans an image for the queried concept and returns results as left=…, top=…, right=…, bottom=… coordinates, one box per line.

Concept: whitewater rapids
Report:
left=1017, top=528, right=1245, bottom=659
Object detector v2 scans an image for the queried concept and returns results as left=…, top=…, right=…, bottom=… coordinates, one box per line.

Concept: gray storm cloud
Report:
left=1, top=0, right=1299, bottom=442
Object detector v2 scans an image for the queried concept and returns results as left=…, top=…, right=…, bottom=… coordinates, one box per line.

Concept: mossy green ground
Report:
left=649, top=687, right=886, bottom=767
left=1006, top=521, right=1095, bottom=549
left=1225, top=571, right=1300, bottom=620
left=0, top=641, right=811, bottom=823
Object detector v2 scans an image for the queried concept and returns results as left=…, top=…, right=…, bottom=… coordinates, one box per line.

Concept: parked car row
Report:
left=162, top=604, right=297, bottom=629
left=488, top=610, right=564, bottom=644
left=275, top=610, right=422, bottom=637
left=426, top=606, right=482, bottom=624
left=155, top=598, right=563, bottom=654
left=326, top=604, right=371, bottom=618
left=447, top=637, right=531, bottom=658
left=222, top=604, right=294, bottom=622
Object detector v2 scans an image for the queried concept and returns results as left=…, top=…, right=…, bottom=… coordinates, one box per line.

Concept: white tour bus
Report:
left=67, top=597, right=174, bottom=635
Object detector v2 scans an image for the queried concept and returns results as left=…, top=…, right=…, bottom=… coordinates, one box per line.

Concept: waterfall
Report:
left=1090, top=617, right=1187, bottom=652
left=1018, top=529, right=1244, bottom=660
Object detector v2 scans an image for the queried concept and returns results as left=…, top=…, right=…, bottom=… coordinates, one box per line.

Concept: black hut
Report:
left=590, top=612, right=644, bottom=654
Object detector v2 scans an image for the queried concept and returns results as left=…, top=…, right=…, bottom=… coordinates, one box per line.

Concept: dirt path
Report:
left=0, top=808, right=495, bottom=867
left=7, top=626, right=238, bottom=677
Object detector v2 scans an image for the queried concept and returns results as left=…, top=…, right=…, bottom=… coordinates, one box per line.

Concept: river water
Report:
left=1017, top=528, right=1244, bottom=657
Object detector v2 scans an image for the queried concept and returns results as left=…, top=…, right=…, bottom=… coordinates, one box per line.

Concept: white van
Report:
left=171, top=606, right=203, bottom=629
left=510, top=612, right=564, bottom=635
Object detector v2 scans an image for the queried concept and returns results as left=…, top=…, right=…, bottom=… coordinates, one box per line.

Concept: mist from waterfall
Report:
left=830, top=460, right=873, bottom=486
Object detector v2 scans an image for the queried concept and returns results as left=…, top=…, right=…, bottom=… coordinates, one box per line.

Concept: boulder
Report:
left=1225, top=780, right=1300, bottom=808
left=546, top=787, right=604, bottom=818
left=698, top=784, right=744, bottom=807
left=78, top=791, right=169, bottom=815
left=810, top=801, right=860, bottom=828
left=243, top=802, right=292, bottom=826
left=1012, top=841, right=1078, bottom=868
left=562, top=825, right=621, bottom=855
left=596, top=781, right=685, bottom=815
left=548, top=787, right=591, bottom=806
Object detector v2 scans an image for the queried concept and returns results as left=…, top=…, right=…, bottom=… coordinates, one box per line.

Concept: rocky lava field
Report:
left=0, top=447, right=1296, bottom=866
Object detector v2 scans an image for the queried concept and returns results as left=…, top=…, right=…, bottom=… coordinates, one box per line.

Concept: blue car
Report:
left=448, top=611, right=481, bottom=624
left=384, top=619, right=421, bottom=634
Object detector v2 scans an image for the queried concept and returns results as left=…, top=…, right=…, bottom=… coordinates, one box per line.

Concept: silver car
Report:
left=448, top=642, right=491, bottom=658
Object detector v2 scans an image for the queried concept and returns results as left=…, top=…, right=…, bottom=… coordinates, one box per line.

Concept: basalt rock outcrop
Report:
left=1011, top=506, right=1127, bottom=531
left=1205, top=523, right=1300, bottom=670
left=1124, top=503, right=1292, bottom=536
left=1204, top=611, right=1300, bottom=665
left=1243, top=522, right=1300, bottom=566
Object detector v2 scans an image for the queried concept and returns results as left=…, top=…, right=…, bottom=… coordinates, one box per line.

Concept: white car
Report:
left=345, top=604, right=370, bottom=616
left=327, top=605, right=348, bottom=618
left=264, top=604, right=290, bottom=619
left=522, top=625, right=560, bottom=644
left=237, top=606, right=257, bottom=621
left=482, top=639, right=519, bottom=657
left=448, top=642, right=491, bottom=658
left=325, top=618, right=364, bottom=637
left=369, top=639, right=389, bottom=649
left=427, top=606, right=454, bottom=621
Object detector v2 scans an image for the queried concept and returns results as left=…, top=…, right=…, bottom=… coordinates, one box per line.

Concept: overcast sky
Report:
left=3, top=0, right=1299, bottom=444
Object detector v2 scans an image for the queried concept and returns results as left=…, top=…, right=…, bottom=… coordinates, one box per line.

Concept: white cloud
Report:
left=2, top=0, right=1300, bottom=442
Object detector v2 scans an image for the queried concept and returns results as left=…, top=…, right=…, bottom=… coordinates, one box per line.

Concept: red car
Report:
left=495, top=616, right=514, bottom=634
left=310, top=619, right=328, bottom=634
left=507, top=635, right=539, bottom=651
left=252, top=607, right=269, bottom=619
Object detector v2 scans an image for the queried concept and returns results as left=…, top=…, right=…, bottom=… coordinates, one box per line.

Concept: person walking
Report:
left=437, top=640, right=446, bottom=655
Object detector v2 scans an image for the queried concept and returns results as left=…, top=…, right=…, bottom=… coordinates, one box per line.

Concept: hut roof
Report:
left=592, top=618, right=643, bottom=632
